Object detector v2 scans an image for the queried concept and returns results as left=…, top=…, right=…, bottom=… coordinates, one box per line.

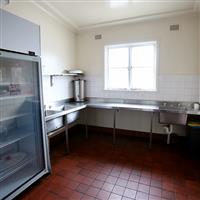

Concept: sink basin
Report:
left=45, top=109, right=60, bottom=116
left=45, top=104, right=81, bottom=133
left=45, top=109, right=64, bottom=133
left=159, top=110, right=187, bottom=125
left=64, top=105, right=80, bottom=123
left=64, top=104, right=80, bottom=111
left=159, top=106, right=187, bottom=113
left=159, top=107, right=188, bottom=144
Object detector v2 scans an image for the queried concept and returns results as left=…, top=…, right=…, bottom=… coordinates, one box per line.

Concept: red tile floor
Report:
left=17, top=127, right=200, bottom=200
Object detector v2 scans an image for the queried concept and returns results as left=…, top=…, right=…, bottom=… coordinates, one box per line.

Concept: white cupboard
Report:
left=0, top=9, right=41, bottom=56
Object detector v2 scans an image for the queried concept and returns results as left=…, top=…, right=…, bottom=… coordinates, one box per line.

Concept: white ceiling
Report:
left=32, top=0, right=197, bottom=32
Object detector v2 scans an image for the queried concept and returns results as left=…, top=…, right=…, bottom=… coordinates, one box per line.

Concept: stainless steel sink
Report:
left=45, top=104, right=80, bottom=133
left=159, top=109, right=188, bottom=144
left=45, top=110, right=60, bottom=116
left=159, top=104, right=188, bottom=125
left=159, top=110, right=188, bottom=125
left=45, top=110, right=64, bottom=133
left=67, top=111, right=80, bottom=124
left=64, top=104, right=80, bottom=124
left=64, top=105, right=77, bottom=110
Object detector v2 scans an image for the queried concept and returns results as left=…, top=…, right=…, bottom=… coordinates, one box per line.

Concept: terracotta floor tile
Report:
left=82, top=177, right=94, bottom=185
left=65, top=180, right=79, bottom=190
left=79, top=169, right=90, bottom=176
left=188, top=195, right=200, bottom=200
left=150, top=186, right=162, bottom=197
left=121, top=168, right=132, bottom=175
left=116, top=178, right=128, bottom=187
left=161, top=189, right=175, bottom=200
left=126, top=180, right=138, bottom=190
left=122, top=197, right=133, bottom=200
left=135, top=191, right=149, bottom=200
left=162, top=181, right=175, bottom=191
left=88, top=171, right=98, bottom=179
left=96, top=174, right=108, bottom=181
left=48, top=184, right=65, bottom=195
left=149, top=194, right=163, bottom=200
left=93, top=179, right=104, bottom=189
left=151, top=179, right=162, bottom=188
left=86, top=186, right=100, bottom=197
left=123, top=188, right=137, bottom=199
left=76, top=183, right=89, bottom=193
left=16, top=130, right=200, bottom=200
left=119, top=172, right=130, bottom=180
left=81, top=194, right=96, bottom=200
left=112, top=185, right=125, bottom=196
left=141, top=171, right=151, bottom=178
left=73, top=174, right=85, bottom=183
left=96, top=189, right=111, bottom=200
left=102, top=182, right=115, bottom=192
left=110, top=170, right=121, bottom=177
left=129, top=174, right=140, bottom=182
left=139, top=177, right=151, bottom=186
left=58, top=188, right=74, bottom=198
left=175, top=193, right=188, bottom=200
left=131, top=169, right=142, bottom=176
left=69, top=191, right=83, bottom=200
left=138, top=183, right=150, bottom=194
left=109, top=193, right=122, bottom=200
left=101, top=168, right=112, bottom=175
left=43, top=192, right=64, bottom=200
left=106, top=175, right=118, bottom=184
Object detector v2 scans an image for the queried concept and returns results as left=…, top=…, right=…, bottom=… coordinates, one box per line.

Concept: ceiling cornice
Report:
left=31, top=0, right=197, bottom=32
left=31, top=0, right=78, bottom=33
left=79, top=8, right=196, bottom=31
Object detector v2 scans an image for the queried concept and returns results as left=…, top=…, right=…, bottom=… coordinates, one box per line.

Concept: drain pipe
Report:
left=163, top=124, right=173, bottom=144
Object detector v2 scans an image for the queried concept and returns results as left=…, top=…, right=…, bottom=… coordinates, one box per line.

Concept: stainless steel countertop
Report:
left=87, top=102, right=159, bottom=112
left=45, top=101, right=200, bottom=122
left=45, top=104, right=86, bottom=121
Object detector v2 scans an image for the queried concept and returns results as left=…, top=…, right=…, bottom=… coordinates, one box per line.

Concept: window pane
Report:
left=108, top=47, right=129, bottom=68
left=109, top=69, right=128, bottom=89
left=131, top=45, right=155, bottom=67
left=131, top=68, right=156, bottom=90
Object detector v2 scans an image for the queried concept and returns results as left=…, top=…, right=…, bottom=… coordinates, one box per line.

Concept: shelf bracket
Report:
left=50, top=75, right=53, bottom=87
left=45, top=73, right=84, bottom=87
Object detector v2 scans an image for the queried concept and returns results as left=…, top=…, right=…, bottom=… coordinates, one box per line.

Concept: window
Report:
left=105, top=41, right=157, bottom=91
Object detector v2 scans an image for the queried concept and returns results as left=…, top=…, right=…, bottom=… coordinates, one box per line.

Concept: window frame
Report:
left=104, top=41, right=158, bottom=92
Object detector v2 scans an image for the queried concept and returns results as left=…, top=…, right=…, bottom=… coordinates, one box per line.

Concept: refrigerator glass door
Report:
left=0, top=51, right=47, bottom=199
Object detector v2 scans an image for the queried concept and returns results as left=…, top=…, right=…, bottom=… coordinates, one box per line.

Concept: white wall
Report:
left=77, top=13, right=199, bottom=102
left=77, top=13, right=199, bottom=135
left=3, top=1, right=76, bottom=103
left=199, top=13, right=200, bottom=102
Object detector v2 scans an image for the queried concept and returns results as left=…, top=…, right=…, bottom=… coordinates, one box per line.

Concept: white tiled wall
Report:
left=42, top=76, right=73, bottom=104
left=85, top=75, right=199, bottom=102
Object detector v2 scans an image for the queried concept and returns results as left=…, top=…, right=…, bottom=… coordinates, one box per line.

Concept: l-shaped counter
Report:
left=45, top=99, right=200, bottom=153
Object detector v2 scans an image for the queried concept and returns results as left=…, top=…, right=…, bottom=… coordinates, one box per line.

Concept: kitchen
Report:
left=0, top=0, right=200, bottom=200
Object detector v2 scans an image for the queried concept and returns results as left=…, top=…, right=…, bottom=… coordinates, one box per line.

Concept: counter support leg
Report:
left=149, top=112, right=154, bottom=149
left=47, top=138, right=52, bottom=173
left=65, top=115, right=69, bottom=154
left=85, top=108, right=88, bottom=139
left=113, top=109, right=117, bottom=145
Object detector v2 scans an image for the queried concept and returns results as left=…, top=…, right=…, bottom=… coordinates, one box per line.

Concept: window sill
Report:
left=104, top=88, right=157, bottom=92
